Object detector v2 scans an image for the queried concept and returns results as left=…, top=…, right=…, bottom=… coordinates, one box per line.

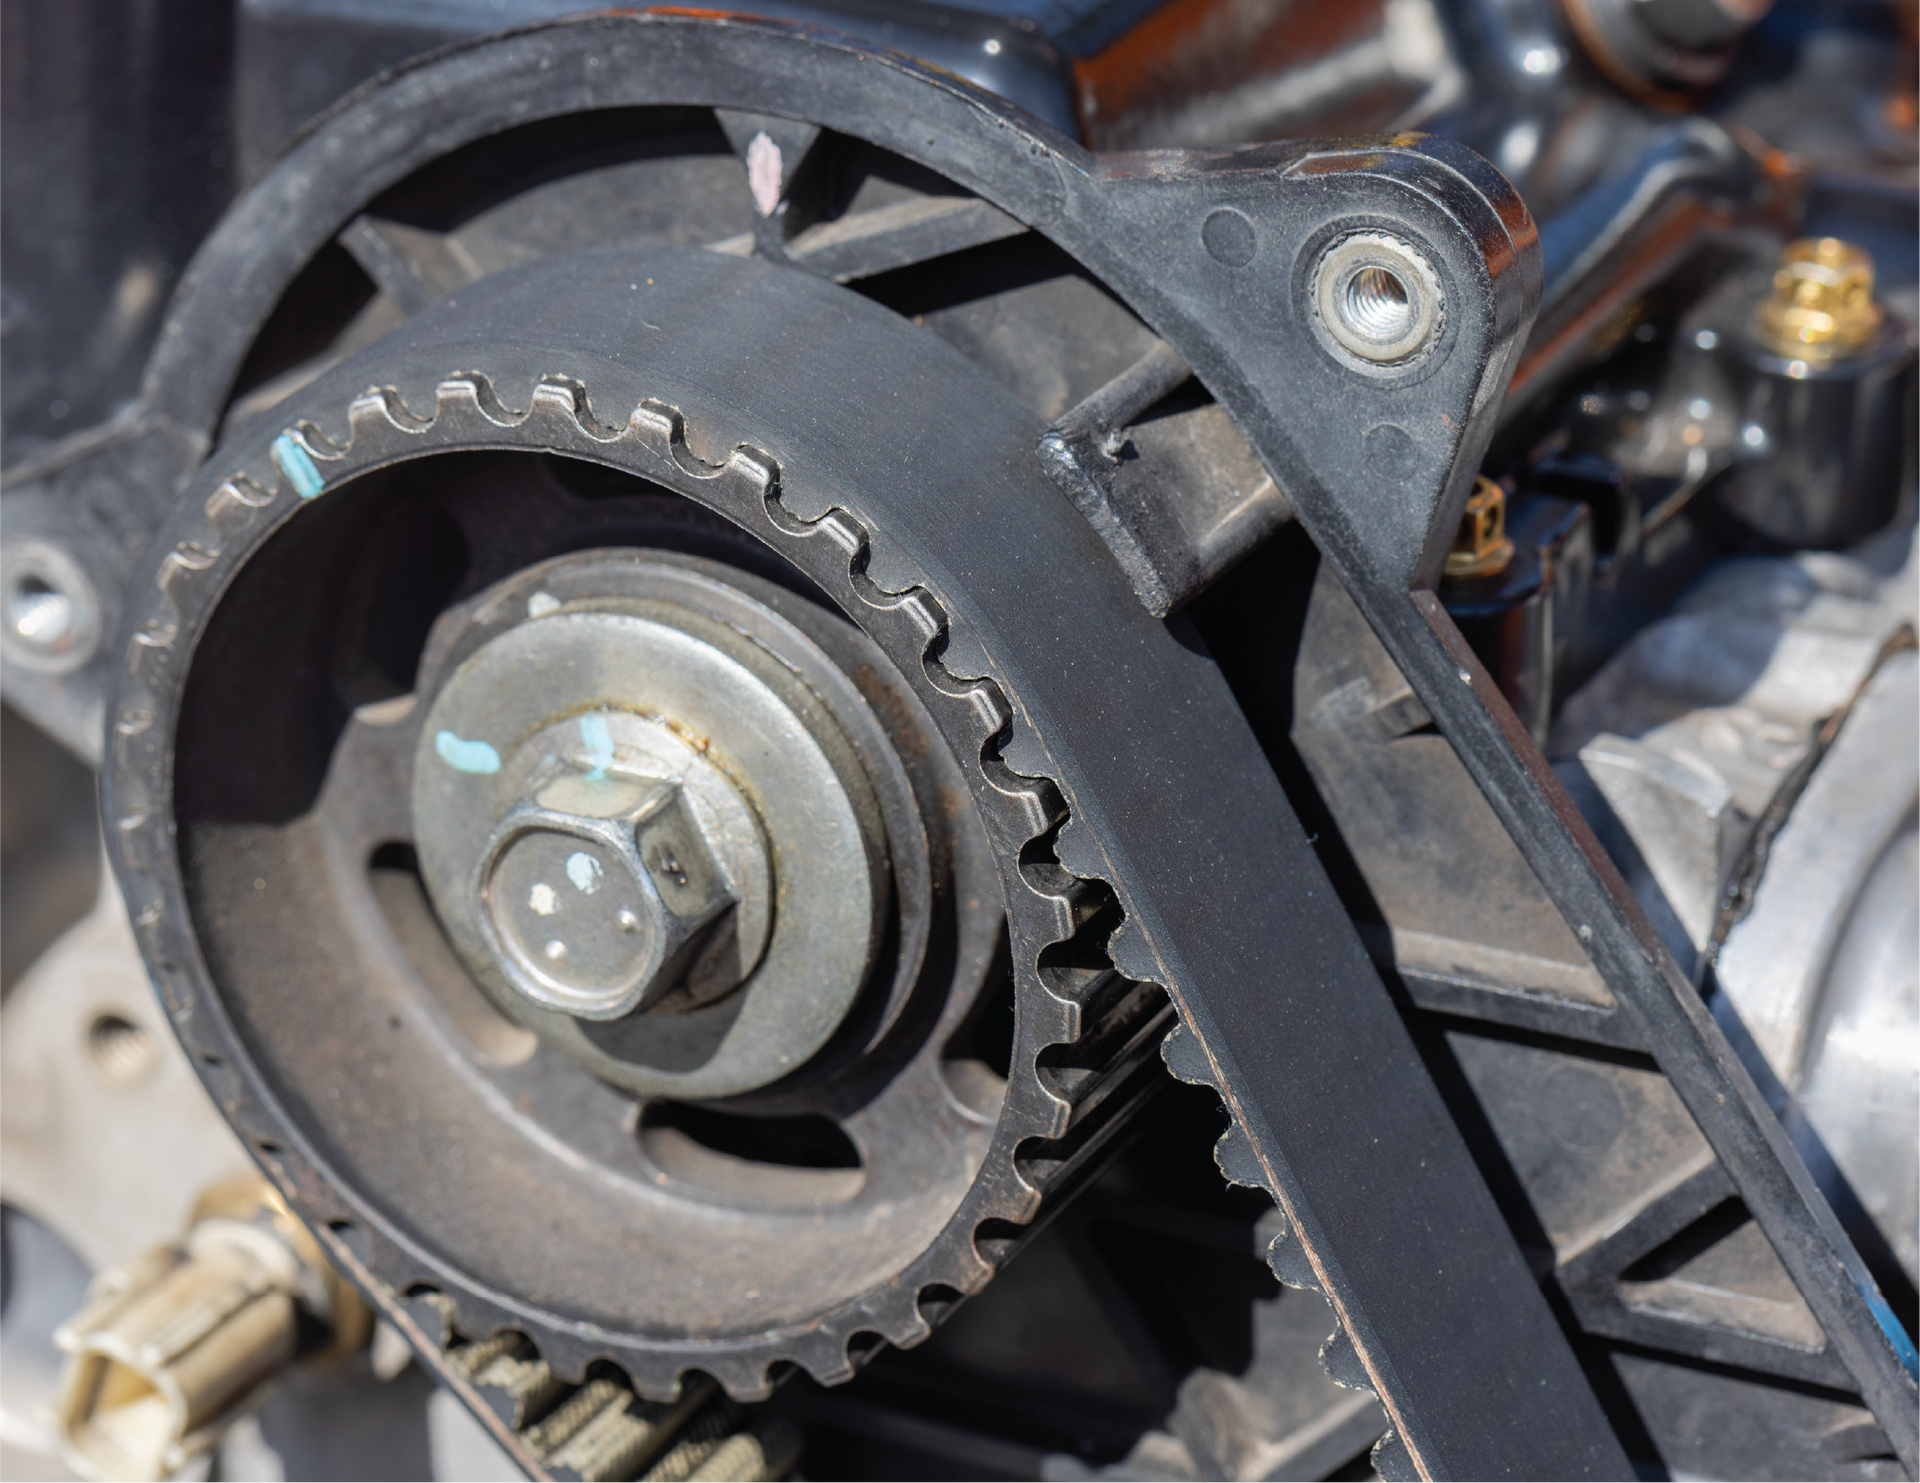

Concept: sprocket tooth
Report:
left=118, top=364, right=1170, bottom=1421
left=937, top=626, right=994, bottom=684
left=1212, top=1119, right=1267, bottom=1191
left=153, top=540, right=217, bottom=632
left=690, top=1348, right=777, bottom=1402
left=861, top=538, right=923, bottom=598
left=932, top=667, right=1022, bottom=753
left=789, top=1329, right=858, bottom=1390
left=924, top=1235, right=996, bottom=1297
left=617, top=1351, right=686, bottom=1405
left=719, top=447, right=777, bottom=503
left=978, top=766, right=1068, bottom=856
left=1000, top=1056, right=1074, bottom=1142
left=348, top=385, right=429, bottom=440
left=1372, top=1428, right=1418, bottom=1480
left=1320, top=1324, right=1374, bottom=1394
left=622, top=398, right=677, bottom=457
left=866, top=1283, right=936, bottom=1348
left=204, top=473, right=277, bottom=537
left=1019, top=867, right=1107, bottom=944
left=996, top=719, right=1055, bottom=780
left=1007, top=959, right=1079, bottom=1043
left=549, top=1339, right=609, bottom=1389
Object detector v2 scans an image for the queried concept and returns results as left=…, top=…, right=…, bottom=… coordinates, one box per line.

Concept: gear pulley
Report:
left=107, top=244, right=1172, bottom=1401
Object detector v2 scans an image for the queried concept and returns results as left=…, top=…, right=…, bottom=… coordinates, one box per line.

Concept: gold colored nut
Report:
left=1445, top=477, right=1516, bottom=581
left=1751, top=237, right=1884, bottom=360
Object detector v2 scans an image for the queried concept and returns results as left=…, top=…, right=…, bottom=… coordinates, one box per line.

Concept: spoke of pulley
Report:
left=312, top=696, right=423, bottom=860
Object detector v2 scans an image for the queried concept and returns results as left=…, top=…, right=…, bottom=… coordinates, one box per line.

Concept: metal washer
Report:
left=412, top=589, right=887, bottom=1100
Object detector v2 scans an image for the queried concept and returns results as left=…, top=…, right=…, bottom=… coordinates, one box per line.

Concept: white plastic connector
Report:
left=52, top=1178, right=368, bottom=1482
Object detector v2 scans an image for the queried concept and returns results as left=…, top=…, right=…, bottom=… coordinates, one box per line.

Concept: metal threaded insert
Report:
left=0, top=538, right=99, bottom=672
left=1311, top=232, right=1444, bottom=370
left=1343, top=266, right=1413, bottom=344
left=9, top=576, right=73, bottom=649
left=87, top=1014, right=157, bottom=1084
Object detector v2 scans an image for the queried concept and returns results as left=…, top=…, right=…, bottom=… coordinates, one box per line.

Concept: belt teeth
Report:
left=681, top=1419, right=802, bottom=1483
left=1158, top=1019, right=1412, bottom=1478
left=126, top=365, right=1172, bottom=1439
left=634, top=1403, right=740, bottom=1481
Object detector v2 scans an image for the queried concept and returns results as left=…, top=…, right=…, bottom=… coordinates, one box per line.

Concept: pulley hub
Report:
left=411, top=557, right=895, bottom=1098
left=460, top=707, right=766, bottom=1021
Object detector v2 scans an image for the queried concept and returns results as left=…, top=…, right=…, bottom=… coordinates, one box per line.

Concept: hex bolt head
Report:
left=409, top=601, right=871, bottom=1100
left=478, top=770, right=743, bottom=1021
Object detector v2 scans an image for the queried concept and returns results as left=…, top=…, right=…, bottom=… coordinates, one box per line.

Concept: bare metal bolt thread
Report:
left=687, top=1419, right=802, bottom=1482
left=532, top=1375, right=719, bottom=1482
left=638, top=1404, right=743, bottom=1482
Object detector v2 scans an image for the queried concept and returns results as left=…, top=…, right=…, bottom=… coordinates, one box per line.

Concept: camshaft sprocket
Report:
left=105, top=244, right=1172, bottom=1402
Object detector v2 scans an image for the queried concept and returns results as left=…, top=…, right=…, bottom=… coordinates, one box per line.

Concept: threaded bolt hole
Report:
left=8, top=573, right=73, bottom=649
left=88, top=1014, right=157, bottom=1084
left=1344, top=266, right=1413, bottom=343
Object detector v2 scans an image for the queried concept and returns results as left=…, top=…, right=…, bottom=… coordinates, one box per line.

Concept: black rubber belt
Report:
left=352, top=246, right=1631, bottom=1478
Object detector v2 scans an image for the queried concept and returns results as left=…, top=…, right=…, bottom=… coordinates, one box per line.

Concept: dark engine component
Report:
left=1, top=1, right=1915, bottom=1481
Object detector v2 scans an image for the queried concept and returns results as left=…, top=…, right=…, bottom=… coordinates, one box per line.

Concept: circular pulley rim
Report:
left=103, top=245, right=1156, bottom=1399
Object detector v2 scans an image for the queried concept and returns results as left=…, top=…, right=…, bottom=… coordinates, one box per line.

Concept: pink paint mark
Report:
left=746, top=132, right=783, bottom=218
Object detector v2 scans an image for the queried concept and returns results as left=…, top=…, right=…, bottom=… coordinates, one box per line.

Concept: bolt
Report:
left=478, top=765, right=743, bottom=1021
left=1313, top=232, right=1445, bottom=370
left=1444, top=477, right=1516, bottom=582
left=1751, top=238, right=1883, bottom=361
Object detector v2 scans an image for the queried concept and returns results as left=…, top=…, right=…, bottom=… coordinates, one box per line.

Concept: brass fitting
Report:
left=53, top=1177, right=369, bottom=1482
left=1445, top=477, right=1516, bottom=581
left=1751, top=238, right=1885, bottom=361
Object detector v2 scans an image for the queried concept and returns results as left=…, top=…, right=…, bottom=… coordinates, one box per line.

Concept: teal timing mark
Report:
left=580, top=713, right=615, bottom=779
left=271, top=433, right=325, bottom=499
left=435, top=730, right=501, bottom=775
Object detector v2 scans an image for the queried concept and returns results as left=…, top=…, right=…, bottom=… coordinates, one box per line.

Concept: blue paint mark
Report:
left=579, top=713, right=615, bottom=779
left=435, top=730, right=501, bottom=775
left=565, top=851, right=604, bottom=894
left=272, top=434, right=325, bottom=499
left=1866, top=1282, right=1919, bottom=1378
